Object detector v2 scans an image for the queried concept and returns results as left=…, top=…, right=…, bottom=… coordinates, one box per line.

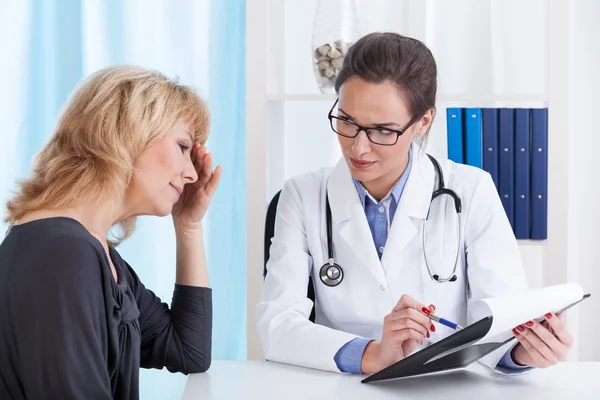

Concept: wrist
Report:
left=174, top=222, right=204, bottom=239
left=360, top=341, right=382, bottom=374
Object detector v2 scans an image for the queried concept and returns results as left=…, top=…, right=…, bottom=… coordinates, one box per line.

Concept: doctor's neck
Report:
left=359, top=154, right=410, bottom=202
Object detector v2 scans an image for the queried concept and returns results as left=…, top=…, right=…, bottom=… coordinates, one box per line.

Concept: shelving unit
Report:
left=266, top=93, right=336, bottom=101
left=267, top=93, right=548, bottom=107
left=248, top=0, right=597, bottom=361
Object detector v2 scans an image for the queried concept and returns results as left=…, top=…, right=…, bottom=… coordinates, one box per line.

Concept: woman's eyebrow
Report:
left=338, top=108, right=400, bottom=127
left=337, top=108, right=352, bottom=118
left=372, top=122, right=401, bottom=128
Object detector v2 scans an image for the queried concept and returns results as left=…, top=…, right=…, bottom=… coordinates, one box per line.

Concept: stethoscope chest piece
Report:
left=319, top=262, right=343, bottom=287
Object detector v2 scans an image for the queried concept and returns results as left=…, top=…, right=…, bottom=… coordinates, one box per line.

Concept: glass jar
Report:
left=311, top=0, right=360, bottom=94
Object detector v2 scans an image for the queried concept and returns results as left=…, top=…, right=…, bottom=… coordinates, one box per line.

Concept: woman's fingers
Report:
left=513, top=329, right=553, bottom=368
left=194, top=144, right=205, bottom=166
left=189, top=144, right=204, bottom=185
left=393, top=294, right=434, bottom=321
left=524, top=319, right=569, bottom=361
left=514, top=323, right=559, bottom=364
left=190, top=142, right=198, bottom=163
left=197, top=150, right=213, bottom=186
left=402, top=339, right=420, bottom=356
left=205, top=164, right=223, bottom=198
left=388, top=328, right=427, bottom=345
left=544, top=313, right=574, bottom=348
left=393, top=294, right=426, bottom=313
left=385, top=308, right=432, bottom=332
left=386, top=315, right=430, bottom=338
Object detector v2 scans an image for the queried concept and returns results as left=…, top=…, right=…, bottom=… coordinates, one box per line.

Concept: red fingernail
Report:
left=512, top=328, right=519, bottom=336
left=545, top=313, right=553, bottom=319
left=430, top=324, right=436, bottom=332
left=525, top=321, right=534, bottom=327
left=516, top=325, right=525, bottom=332
left=429, top=304, right=436, bottom=311
left=422, top=307, right=431, bottom=315
left=427, top=331, right=430, bottom=338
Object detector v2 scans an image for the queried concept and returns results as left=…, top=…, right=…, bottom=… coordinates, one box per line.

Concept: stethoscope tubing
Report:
left=319, top=154, right=462, bottom=286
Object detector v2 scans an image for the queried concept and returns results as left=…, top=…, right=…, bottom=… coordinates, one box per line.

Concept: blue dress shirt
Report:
left=333, top=147, right=530, bottom=374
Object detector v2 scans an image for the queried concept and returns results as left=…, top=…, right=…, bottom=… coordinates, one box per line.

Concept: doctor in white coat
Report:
left=257, top=32, right=574, bottom=375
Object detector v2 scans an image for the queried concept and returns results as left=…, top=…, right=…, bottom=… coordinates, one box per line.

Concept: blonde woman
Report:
left=0, top=66, right=221, bottom=399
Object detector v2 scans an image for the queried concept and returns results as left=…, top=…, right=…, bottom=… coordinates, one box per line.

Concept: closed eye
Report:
left=178, top=142, right=190, bottom=153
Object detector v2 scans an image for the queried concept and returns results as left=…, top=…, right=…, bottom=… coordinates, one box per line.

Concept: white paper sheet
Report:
left=470, top=283, right=585, bottom=343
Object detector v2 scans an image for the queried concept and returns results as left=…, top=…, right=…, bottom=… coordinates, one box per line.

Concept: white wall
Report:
left=247, top=0, right=599, bottom=361
left=566, top=0, right=600, bottom=361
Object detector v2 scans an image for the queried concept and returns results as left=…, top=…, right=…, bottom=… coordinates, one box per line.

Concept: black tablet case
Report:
left=362, top=294, right=591, bottom=384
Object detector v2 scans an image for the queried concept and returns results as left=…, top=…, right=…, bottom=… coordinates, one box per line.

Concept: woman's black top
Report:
left=0, top=217, right=212, bottom=399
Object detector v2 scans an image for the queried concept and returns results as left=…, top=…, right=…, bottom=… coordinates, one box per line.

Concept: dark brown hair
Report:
left=335, top=32, right=437, bottom=119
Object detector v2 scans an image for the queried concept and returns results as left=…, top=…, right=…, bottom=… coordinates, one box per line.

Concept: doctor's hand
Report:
left=511, top=312, right=574, bottom=368
left=361, top=295, right=435, bottom=374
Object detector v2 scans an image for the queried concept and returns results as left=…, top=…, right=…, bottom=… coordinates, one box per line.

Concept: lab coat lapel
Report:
left=327, top=159, right=386, bottom=286
left=382, top=147, right=435, bottom=269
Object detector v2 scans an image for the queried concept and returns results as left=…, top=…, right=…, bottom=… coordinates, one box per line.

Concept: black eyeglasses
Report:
left=327, top=98, right=421, bottom=146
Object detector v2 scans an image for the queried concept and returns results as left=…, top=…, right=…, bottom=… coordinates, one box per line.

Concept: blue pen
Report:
left=429, top=314, right=464, bottom=330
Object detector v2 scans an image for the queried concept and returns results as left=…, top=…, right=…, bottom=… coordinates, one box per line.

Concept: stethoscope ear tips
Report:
left=432, top=274, right=458, bottom=282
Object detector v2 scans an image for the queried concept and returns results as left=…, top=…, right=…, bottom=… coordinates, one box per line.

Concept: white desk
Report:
left=183, top=360, right=600, bottom=399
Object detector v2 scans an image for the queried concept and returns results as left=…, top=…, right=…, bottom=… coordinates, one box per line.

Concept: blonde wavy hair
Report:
left=5, top=65, right=210, bottom=244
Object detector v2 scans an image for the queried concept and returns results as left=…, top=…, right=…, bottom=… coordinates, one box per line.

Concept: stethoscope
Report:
left=319, top=154, right=462, bottom=287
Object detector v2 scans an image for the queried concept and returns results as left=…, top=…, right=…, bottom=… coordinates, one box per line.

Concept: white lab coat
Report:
left=256, top=146, right=528, bottom=374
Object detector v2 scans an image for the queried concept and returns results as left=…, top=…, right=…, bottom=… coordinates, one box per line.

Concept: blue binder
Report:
left=465, top=108, right=483, bottom=168
left=514, top=109, right=531, bottom=239
left=481, top=109, right=499, bottom=189
left=498, top=109, right=515, bottom=230
left=446, top=108, right=464, bottom=163
left=531, top=108, right=548, bottom=240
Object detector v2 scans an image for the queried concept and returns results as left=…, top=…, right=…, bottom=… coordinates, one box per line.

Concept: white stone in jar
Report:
left=323, top=67, right=335, bottom=78
left=327, top=47, right=342, bottom=59
left=331, top=57, right=344, bottom=69
left=317, top=60, right=331, bottom=69
left=314, top=49, right=328, bottom=61
left=317, top=45, right=330, bottom=56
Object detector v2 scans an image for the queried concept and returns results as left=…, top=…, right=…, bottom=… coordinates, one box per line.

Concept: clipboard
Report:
left=362, top=293, right=591, bottom=383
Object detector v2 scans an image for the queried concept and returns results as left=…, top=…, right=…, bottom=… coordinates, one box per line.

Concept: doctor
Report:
left=257, top=32, right=573, bottom=375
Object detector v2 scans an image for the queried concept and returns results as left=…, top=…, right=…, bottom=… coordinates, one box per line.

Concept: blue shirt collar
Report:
left=352, top=145, right=413, bottom=207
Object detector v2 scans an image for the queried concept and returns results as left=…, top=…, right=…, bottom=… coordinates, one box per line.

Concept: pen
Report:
left=429, top=314, right=464, bottom=330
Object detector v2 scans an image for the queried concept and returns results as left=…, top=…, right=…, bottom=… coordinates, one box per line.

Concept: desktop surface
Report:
left=183, top=360, right=600, bottom=399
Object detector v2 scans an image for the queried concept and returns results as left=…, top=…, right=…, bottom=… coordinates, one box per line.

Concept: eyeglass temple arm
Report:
left=328, top=98, right=339, bottom=117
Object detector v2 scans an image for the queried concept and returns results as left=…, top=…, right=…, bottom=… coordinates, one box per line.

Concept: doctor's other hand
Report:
left=511, top=312, right=574, bottom=368
left=360, top=295, right=434, bottom=374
